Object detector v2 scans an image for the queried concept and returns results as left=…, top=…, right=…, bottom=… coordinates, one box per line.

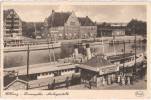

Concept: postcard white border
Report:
left=1, top=1, right=151, bottom=99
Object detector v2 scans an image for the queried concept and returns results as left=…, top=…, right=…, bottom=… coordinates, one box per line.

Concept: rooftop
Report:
left=47, top=10, right=96, bottom=27
left=78, top=16, right=96, bottom=26
left=84, top=55, right=112, bottom=68
left=47, top=11, right=71, bottom=27
left=4, top=62, right=77, bottom=75
left=3, top=9, right=21, bottom=21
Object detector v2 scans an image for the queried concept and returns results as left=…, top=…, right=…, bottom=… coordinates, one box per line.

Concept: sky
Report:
left=3, top=4, right=146, bottom=23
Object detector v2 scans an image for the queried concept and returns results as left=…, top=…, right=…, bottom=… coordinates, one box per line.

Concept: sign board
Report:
left=99, top=65, right=119, bottom=75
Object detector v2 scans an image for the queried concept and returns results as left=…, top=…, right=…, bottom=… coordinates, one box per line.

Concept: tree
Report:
left=126, top=19, right=146, bottom=36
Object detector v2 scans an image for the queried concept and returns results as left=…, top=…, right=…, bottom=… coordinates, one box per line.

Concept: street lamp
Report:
left=132, top=25, right=137, bottom=79
left=123, top=40, right=125, bottom=76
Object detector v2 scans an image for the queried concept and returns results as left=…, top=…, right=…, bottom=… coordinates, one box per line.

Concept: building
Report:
left=110, top=23, right=127, bottom=36
left=4, top=63, right=81, bottom=90
left=3, top=9, right=22, bottom=38
left=78, top=16, right=97, bottom=38
left=46, top=10, right=97, bottom=40
left=97, top=22, right=127, bottom=37
left=78, top=55, right=119, bottom=87
left=4, top=77, right=27, bottom=90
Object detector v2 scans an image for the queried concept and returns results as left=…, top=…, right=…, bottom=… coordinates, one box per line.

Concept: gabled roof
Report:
left=78, top=16, right=95, bottom=26
left=3, top=9, right=21, bottom=20
left=47, top=11, right=72, bottom=27
left=4, top=78, right=27, bottom=90
left=4, top=63, right=77, bottom=75
left=84, top=55, right=112, bottom=68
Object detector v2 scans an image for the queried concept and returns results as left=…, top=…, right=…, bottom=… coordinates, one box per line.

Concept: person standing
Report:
left=130, top=76, right=133, bottom=85
left=121, top=76, right=125, bottom=85
left=48, top=83, right=51, bottom=90
left=89, top=81, right=92, bottom=89
left=107, top=76, right=111, bottom=85
left=65, top=77, right=69, bottom=89
left=52, top=79, right=56, bottom=90
left=127, top=76, right=131, bottom=85
left=102, top=77, right=106, bottom=86
left=117, top=75, right=121, bottom=85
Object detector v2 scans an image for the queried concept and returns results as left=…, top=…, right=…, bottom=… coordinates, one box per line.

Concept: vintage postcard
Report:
left=1, top=2, right=151, bottom=99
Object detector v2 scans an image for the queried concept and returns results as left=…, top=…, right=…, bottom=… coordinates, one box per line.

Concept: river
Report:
left=4, top=41, right=146, bottom=68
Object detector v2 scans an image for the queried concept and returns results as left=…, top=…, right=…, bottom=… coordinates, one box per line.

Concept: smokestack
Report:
left=74, top=45, right=79, bottom=58
left=86, top=44, right=91, bottom=59
left=52, top=10, right=55, bottom=13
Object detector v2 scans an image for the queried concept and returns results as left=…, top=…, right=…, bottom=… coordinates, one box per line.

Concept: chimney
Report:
left=86, top=44, right=91, bottom=59
left=52, top=10, right=55, bottom=13
left=74, top=44, right=79, bottom=58
left=16, top=72, right=19, bottom=80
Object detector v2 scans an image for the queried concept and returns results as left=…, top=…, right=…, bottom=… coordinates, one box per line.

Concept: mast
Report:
left=123, top=40, right=125, bottom=76
left=133, top=25, right=137, bottom=77
left=26, top=44, right=30, bottom=90
left=101, top=31, right=104, bottom=54
left=34, top=23, right=37, bottom=39
left=51, top=12, right=56, bottom=63
left=134, top=30, right=137, bottom=75
left=52, top=44, right=56, bottom=62
left=45, top=18, right=51, bottom=62
left=113, top=35, right=116, bottom=55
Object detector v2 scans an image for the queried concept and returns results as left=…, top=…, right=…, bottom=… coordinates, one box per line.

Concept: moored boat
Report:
left=106, top=52, right=145, bottom=68
left=4, top=41, right=61, bottom=52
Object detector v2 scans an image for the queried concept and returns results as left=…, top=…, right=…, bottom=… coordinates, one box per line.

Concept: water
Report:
left=4, top=42, right=146, bottom=68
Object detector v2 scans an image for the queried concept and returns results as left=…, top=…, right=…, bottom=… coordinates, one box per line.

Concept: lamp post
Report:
left=133, top=25, right=137, bottom=79
left=44, top=19, right=51, bottom=63
left=101, top=31, right=104, bottom=54
left=26, top=44, right=30, bottom=90
left=123, top=40, right=125, bottom=76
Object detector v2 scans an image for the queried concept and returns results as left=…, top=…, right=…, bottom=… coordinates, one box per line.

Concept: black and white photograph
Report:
left=3, top=4, right=147, bottom=91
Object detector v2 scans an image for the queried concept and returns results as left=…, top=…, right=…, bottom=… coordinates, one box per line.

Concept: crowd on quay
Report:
left=47, top=73, right=146, bottom=90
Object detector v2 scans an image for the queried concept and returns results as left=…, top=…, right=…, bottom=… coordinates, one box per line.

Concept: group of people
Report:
left=117, top=75, right=133, bottom=85
left=100, top=75, right=134, bottom=86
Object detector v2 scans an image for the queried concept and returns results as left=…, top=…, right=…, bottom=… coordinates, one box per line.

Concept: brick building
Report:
left=3, top=9, right=22, bottom=38
left=78, top=16, right=97, bottom=38
left=45, top=10, right=97, bottom=40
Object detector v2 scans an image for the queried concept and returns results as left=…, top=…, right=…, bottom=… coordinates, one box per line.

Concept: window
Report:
left=70, top=22, right=75, bottom=26
left=75, top=68, right=79, bottom=73
left=37, top=73, right=40, bottom=76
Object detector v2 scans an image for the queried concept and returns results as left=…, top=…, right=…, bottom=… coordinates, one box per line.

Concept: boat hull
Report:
left=4, top=42, right=61, bottom=52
